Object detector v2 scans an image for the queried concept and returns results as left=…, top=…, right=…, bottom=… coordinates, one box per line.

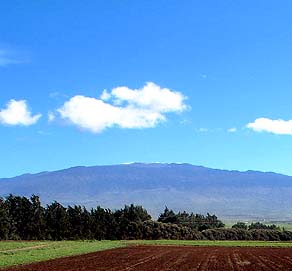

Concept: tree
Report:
left=90, top=207, right=116, bottom=240
left=248, top=222, right=280, bottom=231
left=114, top=204, right=151, bottom=239
left=231, top=222, right=248, bottom=230
left=67, top=205, right=83, bottom=239
left=29, top=195, right=46, bottom=240
left=158, top=208, right=224, bottom=231
left=158, top=207, right=178, bottom=224
left=0, top=198, right=10, bottom=240
left=45, top=201, right=70, bottom=240
left=5, top=195, right=34, bottom=239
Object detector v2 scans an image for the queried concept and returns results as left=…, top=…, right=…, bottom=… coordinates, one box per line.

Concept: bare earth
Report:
left=4, top=245, right=292, bottom=271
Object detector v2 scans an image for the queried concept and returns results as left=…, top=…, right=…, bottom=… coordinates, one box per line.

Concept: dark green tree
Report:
left=5, top=195, right=34, bottom=239
left=0, top=198, right=10, bottom=240
left=114, top=204, right=151, bottom=239
left=231, top=222, right=248, bottom=230
left=45, top=201, right=70, bottom=240
left=29, top=195, right=46, bottom=239
left=67, top=205, right=83, bottom=239
left=248, top=222, right=280, bottom=230
left=158, top=207, right=178, bottom=224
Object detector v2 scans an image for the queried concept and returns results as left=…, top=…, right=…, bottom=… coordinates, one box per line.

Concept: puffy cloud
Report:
left=0, top=100, right=41, bottom=126
left=57, top=82, right=187, bottom=133
left=247, top=118, right=292, bottom=135
left=100, top=89, right=111, bottom=101
left=108, top=82, right=187, bottom=112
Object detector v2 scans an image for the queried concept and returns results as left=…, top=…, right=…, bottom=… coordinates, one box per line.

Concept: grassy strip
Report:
left=0, top=240, right=126, bottom=268
left=0, top=241, right=49, bottom=252
left=130, top=239, right=292, bottom=247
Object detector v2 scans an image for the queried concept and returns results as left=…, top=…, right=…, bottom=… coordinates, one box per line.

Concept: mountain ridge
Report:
left=3, top=162, right=290, bottom=179
left=1, top=163, right=292, bottom=221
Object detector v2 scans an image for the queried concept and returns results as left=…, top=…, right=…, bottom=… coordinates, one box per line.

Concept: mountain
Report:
left=1, top=163, right=292, bottom=221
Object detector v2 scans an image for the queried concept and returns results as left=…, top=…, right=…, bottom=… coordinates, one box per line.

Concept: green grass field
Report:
left=0, top=240, right=126, bottom=268
left=2, top=240, right=292, bottom=268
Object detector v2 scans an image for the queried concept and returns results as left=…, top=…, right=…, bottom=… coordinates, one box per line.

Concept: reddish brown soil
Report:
left=5, top=245, right=292, bottom=271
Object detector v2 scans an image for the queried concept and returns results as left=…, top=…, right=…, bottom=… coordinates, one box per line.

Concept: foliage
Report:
left=0, top=195, right=291, bottom=241
left=248, top=222, right=280, bottom=230
left=231, top=222, right=248, bottom=230
left=158, top=207, right=225, bottom=230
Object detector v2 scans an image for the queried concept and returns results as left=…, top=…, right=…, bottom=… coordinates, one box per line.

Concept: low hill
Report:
left=1, top=163, right=292, bottom=220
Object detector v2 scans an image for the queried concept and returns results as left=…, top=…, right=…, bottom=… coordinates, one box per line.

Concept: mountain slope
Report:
left=1, top=163, right=292, bottom=220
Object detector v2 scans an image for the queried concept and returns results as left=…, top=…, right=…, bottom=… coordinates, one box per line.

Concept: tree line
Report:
left=0, top=195, right=291, bottom=241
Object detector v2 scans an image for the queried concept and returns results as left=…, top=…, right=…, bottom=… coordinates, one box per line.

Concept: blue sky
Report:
left=1, top=0, right=292, bottom=177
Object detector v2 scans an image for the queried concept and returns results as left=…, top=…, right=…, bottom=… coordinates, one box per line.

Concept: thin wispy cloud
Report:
left=49, top=92, right=61, bottom=98
left=196, top=127, right=236, bottom=134
left=197, top=128, right=209, bottom=133
left=37, top=130, right=51, bottom=136
left=0, top=100, right=41, bottom=126
left=247, top=118, right=292, bottom=135
left=56, top=82, right=188, bottom=133
left=199, top=74, right=208, bottom=79
left=49, top=92, right=69, bottom=100
left=48, top=112, right=56, bottom=122
left=180, top=119, right=192, bottom=125
left=227, top=127, right=237, bottom=133
left=0, top=49, right=23, bottom=67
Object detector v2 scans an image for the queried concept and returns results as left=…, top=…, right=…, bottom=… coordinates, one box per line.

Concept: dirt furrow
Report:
left=4, top=245, right=292, bottom=271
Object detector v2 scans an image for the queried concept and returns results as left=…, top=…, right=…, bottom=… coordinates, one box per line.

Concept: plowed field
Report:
left=4, top=245, right=292, bottom=271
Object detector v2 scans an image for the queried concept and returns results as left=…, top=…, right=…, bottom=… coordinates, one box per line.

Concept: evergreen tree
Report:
left=0, top=198, right=10, bottom=240
left=158, top=207, right=178, bottom=223
left=231, top=222, right=248, bottom=230
left=29, top=195, right=46, bottom=239
left=45, top=201, right=70, bottom=240
left=5, top=195, right=33, bottom=239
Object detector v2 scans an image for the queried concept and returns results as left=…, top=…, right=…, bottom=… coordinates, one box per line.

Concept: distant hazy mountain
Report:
left=1, top=163, right=292, bottom=221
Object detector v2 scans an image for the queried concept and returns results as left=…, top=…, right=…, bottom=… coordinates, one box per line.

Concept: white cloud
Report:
left=109, top=82, right=187, bottom=112
left=0, top=100, right=41, bottom=126
left=100, top=89, right=111, bottom=101
left=228, top=127, right=237, bottom=133
left=247, top=118, right=292, bottom=135
left=57, top=82, right=188, bottom=133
